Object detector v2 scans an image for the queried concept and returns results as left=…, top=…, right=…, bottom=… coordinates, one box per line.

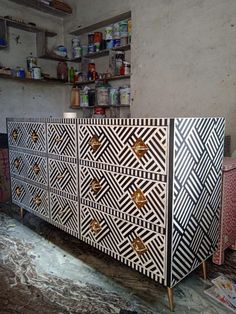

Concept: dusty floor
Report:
left=0, top=203, right=235, bottom=314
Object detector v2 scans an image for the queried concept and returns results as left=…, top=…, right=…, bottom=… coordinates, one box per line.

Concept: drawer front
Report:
left=49, top=159, right=77, bottom=196
left=9, top=150, right=25, bottom=177
left=9, top=151, right=48, bottom=186
left=50, top=193, right=78, bottom=233
left=80, top=166, right=167, bottom=227
left=79, top=124, right=168, bottom=174
left=81, top=206, right=166, bottom=279
left=8, top=122, right=46, bottom=152
left=11, top=177, right=49, bottom=218
left=47, top=123, right=77, bottom=158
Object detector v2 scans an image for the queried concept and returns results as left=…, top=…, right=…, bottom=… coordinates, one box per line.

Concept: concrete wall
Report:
left=64, top=0, right=236, bottom=151
left=0, top=0, right=71, bottom=132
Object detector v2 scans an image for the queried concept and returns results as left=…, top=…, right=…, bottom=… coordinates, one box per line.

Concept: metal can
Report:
left=106, top=39, right=113, bottom=49
left=32, top=66, right=41, bottom=80
left=123, top=61, right=131, bottom=75
left=109, top=87, right=119, bottom=106
left=113, top=38, right=121, bottom=47
left=113, top=23, right=120, bottom=38
left=88, top=44, right=95, bottom=54
left=119, top=86, right=130, bottom=105
left=105, top=26, right=113, bottom=40
left=119, top=20, right=128, bottom=37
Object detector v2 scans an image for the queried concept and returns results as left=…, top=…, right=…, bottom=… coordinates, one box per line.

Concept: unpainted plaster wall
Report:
left=0, top=0, right=71, bottom=131
left=64, top=0, right=236, bottom=151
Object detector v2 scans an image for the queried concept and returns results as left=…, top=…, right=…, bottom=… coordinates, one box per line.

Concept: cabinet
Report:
left=7, top=116, right=225, bottom=311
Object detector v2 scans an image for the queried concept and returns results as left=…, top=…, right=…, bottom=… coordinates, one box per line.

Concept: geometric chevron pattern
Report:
left=49, top=158, right=77, bottom=196
left=79, top=125, right=168, bottom=174
left=8, top=121, right=46, bottom=152
left=81, top=205, right=166, bottom=279
left=80, top=166, right=167, bottom=227
left=171, top=117, right=225, bottom=286
left=50, top=193, right=78, bottom=232
left=47, top=123, right=77, bottom=158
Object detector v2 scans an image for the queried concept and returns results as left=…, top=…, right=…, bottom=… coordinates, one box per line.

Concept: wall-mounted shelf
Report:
left=70, top=11, right=131, bottom=36
left=1, top=16, right=56, bottom=37
left=8, top=0, right=72, bottom=17
left=70, top=75, right=130, bottom=87
left=40, top=55, right=81, bottom=63
left=0, top=73, right=64, bottom=84
left=83, top=44, right=130, bottom=59
left=70, top=105, right=130, bottom=109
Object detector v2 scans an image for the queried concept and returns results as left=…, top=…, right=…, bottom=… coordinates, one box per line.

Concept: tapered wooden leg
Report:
left=202, top=260, right=207, bottom=280
left=167, top=287, right=174, bottom=312
left=20, top=207, right=24, bottom=222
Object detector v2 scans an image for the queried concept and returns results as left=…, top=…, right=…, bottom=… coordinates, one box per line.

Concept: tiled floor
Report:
left=0, top=203, right=235, bottom=314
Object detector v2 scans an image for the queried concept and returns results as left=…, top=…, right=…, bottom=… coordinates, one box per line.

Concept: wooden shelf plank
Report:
left=70, top=105, right=130, bottom=109
left=0, top=73, right=64, bottom=84
left=72, top=75, right=130, bottom=86
left=7, top=0, right=71, bottom=17
left=1, top=17, right=57, bottom=37
left=83, top=44, right=130, bottom=59
left=70, top=11, right=131, bottom=36
left=40, top=55, right=81, bottom=62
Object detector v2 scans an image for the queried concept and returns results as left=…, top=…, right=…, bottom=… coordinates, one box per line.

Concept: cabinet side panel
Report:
left=171, top=117, right=225, bottom=287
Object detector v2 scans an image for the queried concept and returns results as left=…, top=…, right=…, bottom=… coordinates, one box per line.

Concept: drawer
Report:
left=80, top=166, right=167, bottom=227
left=47, top=123, right=77, bottom=158
left=79, top=124, right=168, bottom=174
left=9, top=150, right=25, bottom=177
left=8, top=122, right=46, bottom=152
left=9, top=151, right=48, bottom=186
left=49, top=159, right=77, bottom=196
left=11, top=177, right=49, bottom=218
left=50, top=193, right=78, bottom=233
left=81, top=206, right=166, bottom=279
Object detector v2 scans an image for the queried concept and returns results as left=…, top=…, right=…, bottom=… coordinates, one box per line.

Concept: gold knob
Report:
left=31, top=130, right=39, bottom=143
left=12, top=129, right=18, bottom=141
left=89, top=135, right=101, bottom=152
left=32, top=163, right=40, bottom=174
left=131, top=188, right=147, bottom=208
left=55, top=137, right=63, bottom=143
left=15, top=186, right=22, bottom=196
left=14, top=158, right=20, bottom=169
left=57, top=173, right=65, bottom=180
left=131, top=237, right=148, bottom=256
left=33, top=195, right=42, bottom=206
left=91, top=179, right=101, bottom=193
left=131, top=138, right=149, bottom=159
left=90, top=219, right=101, bottom=234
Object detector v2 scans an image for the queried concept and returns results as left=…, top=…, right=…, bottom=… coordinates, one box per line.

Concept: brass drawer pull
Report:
left=33, top=195, right=42, bottom=206
left=91, top=179, right=101, bottom=193
left=90, top=219, right=101, bottom=234
left=15, top=186, right=22, bottom=196
left=31, top=130, right=39, bottom=143
left=131, top=237, right=148, bottom=256
left=14, top=158, right=20, bottom=169
left=89, top=135, right=101, bottom=152
left=57, top=173, right=65, bottom=180
left=131, top=188, right=147, bottom=208
left=32, top=163, right=40, bottom=174
left=131, top=138, right=149, bottom=159
left=12, top=129, right=18, bottom=141
left=55, top=137, right=63, bottom=143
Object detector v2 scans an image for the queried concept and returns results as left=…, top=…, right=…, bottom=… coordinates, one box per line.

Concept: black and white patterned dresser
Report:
left=7, top=117, right=225, bottom=311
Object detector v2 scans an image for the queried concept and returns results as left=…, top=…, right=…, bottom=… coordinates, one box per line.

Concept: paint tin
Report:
left=94, top=32, right=103, bottom=43
left=119, top=20, right=128, bottom=37
left=105, top=26, right=113, bottom=40
left=106, top=39, right=113, bottom=49
left=120, top=86, right=130, bottom=105
left=113, top=38, right=121, bottom=47
left=88, top=43, right=95, bottom=54
left=32, top=66, right=41, bottom=80
left=109, top=87, right=119, bottom=106
left=113, top=23, right=120, bottom=38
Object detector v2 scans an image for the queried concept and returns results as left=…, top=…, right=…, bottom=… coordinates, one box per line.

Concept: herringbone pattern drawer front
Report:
left=47, top=123, right=77, bottom=158
left=79, top=124, right=168, bottom=174
left=8, top=122, right=46, bottom=152
left=80, top=166, right=167, bottom=228
left=81, top=205, right=166, bottom=280
left=49, top=159, right=77, bottom=196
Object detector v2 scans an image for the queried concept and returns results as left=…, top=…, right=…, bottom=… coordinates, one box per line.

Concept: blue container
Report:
left=106, top=39, right=113, bottom=49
